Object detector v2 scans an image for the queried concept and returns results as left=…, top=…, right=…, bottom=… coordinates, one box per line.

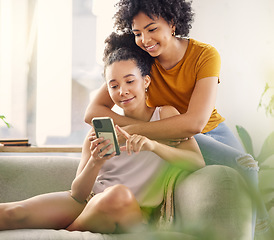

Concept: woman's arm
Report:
left=154, top=104, right=205, bottom=170
left=85, top=77, right=218, bottom=139
left=70, top=130, right=115, bottom=203
left=117, top=126, right=204, bottom=172
left=152, top=137, right=205, bottom=171
left=116, top=105, right=205, bottom=171
left=124, top=77, right=218, bottom=138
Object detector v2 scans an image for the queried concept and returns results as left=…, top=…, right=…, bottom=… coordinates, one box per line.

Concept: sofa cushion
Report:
left=0, top=229, right=106, bottom=240
left=0, top=229, right=195, bottom=240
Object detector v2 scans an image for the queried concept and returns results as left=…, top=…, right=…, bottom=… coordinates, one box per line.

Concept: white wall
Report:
left=1, top=0, right=272, bottom=151
left=190, top=0, right=274, bottom=154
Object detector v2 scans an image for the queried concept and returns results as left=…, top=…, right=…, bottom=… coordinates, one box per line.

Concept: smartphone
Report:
left=92, top=117, right=120, bottom=156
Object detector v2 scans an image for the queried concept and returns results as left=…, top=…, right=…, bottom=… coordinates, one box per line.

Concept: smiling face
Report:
left=105, top=60, right=150, bottom=118
left=131, top=11, right=175, bottom=58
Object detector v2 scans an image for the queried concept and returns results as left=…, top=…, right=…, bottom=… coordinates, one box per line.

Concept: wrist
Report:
left=88, top=157, right=104, bottom=169
left=151, top=140, right=158, bottom=153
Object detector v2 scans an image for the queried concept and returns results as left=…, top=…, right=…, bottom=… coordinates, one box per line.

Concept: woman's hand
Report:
left=87, top=127, right=96, bottom=142
left=116, top=125, right=155, bottom=155
left=89, top=137, right=116, bottom=164
left=115, top=126, right=127, bottom=145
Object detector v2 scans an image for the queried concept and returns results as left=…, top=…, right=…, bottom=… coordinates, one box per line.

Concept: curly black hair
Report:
left=103, top=32, right=154, bottom=77
left=114, top=0, right=194, bottom=37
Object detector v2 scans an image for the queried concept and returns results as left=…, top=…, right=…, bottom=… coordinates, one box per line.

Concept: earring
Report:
left=145, top=88, right=148, bottom=100
left=172, top=31, right=175, bottom=36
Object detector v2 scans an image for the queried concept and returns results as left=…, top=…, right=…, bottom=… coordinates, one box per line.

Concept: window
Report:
left=0, top=0, right=117, bottom=146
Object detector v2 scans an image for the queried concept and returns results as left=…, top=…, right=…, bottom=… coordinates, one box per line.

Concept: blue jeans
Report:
left=194, top=122, right=269, bottom=238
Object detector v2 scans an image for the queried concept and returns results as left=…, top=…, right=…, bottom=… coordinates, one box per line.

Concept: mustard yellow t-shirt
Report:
left=147, top=38, right=225, bottom=133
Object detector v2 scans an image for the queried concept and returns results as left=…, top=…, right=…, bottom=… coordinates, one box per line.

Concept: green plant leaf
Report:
left=0, top=115, right=11, bottom=128
left=257, top=131, right=274, bottom=164
left=236, top=125, right=254, bottom=157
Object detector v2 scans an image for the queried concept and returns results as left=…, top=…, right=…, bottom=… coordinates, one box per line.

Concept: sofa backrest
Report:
left=0, top=156, right=80, bottom=203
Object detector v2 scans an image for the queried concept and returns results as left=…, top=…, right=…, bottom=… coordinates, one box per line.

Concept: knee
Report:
left=236, top=154, right=259, bottom=171
left=99, top=185, right=137, bottom=212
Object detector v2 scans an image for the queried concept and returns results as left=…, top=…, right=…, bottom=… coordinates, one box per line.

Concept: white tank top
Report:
left=92, top=107, right=170, bottom=207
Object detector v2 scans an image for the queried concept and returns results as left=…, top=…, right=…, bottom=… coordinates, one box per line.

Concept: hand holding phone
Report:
left=92, top=117, right=120, bottom=156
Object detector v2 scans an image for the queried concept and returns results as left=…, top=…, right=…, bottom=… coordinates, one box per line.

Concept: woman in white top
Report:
left=0, top=32, right=204, bottom=233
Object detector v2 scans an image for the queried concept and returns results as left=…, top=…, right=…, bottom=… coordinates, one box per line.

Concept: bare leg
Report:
left=67, top=184, right=143, bottom=233
left=0, top=191, right=85, bottom=230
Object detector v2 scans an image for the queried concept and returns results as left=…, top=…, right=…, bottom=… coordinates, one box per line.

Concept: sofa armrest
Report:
left=0, top=156, right=80, bottom=203
left=174, top=165, right=252, bottom=239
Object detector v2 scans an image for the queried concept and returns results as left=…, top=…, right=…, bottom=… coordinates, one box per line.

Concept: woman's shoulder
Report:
left=158, top=106, right=180, bottom=120
left=189, top=38, right=215, bottom=49
left=188, top=38, right=220, bottom=56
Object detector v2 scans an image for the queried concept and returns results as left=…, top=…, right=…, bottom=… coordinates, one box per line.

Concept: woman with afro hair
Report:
left=85, top=0, right=270, bottom=238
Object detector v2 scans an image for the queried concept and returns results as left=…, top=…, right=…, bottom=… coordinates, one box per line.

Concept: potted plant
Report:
left=236, top=81, right=274, bottom=211
left=236, top=81, right=274, bottom=165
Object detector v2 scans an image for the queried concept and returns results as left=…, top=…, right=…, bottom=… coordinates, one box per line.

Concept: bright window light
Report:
left=92, top=0, right=118, bottom=65
left=36, top=0, right=72, bottom=145
left=0, top=0, right=12, bottom=119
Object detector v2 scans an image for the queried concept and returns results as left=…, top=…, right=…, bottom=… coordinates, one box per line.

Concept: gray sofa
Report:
left=0, top=155, right=253, bottom=240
